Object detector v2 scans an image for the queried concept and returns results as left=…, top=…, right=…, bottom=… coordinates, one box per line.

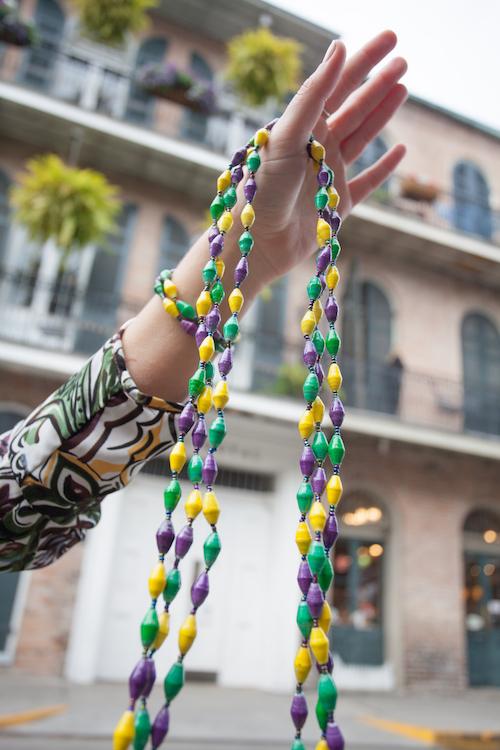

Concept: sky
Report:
left=268, top=0, right=499, bottom=133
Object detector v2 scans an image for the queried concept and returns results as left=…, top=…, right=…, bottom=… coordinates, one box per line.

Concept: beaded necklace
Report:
left=113, top=121, right=345, bottom=750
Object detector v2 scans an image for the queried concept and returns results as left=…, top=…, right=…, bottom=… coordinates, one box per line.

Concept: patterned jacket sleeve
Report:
left=0, top=327, right=182, bottom=572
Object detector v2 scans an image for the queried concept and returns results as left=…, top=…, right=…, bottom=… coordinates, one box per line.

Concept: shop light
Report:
left=484, top=564, right=495, bottom=576
left=369, top=544, right=383, bottom=557
left=484, top=530, right=498, bottom=543
left=342, top=506, right=382, bottom=526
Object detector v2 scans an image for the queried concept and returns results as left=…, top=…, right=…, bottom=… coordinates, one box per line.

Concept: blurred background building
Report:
left=0, top=0, right=499, bottom=695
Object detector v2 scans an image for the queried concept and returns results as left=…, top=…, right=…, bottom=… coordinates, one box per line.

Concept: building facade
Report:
left=1, top=0, right=499, bottom=694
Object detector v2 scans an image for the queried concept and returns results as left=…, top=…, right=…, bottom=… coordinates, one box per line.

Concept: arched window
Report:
left=462, top=313, right=500, bottom=435
left=159, top=216, right=190, bottom=272
left=125, top=37, right=167, bottom=125
left=0, top=168, right=11, bottom=269
left=182, top=53, right=213, bottom=144
left=453, top=162, right=492, bottom=240
left=19, top=0, right=65, bottom=90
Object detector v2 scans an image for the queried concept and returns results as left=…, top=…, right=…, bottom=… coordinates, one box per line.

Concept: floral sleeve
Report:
left=0, top=327, right=182, bottom=572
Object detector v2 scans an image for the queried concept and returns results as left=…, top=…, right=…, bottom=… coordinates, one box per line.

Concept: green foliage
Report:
left=226, top=27, right=303, bottom=107
left=271, top=363, right=306, bottom=398
left=71, top=0, right=158, bottom=47
left=10, top=154, right=121, bottom=263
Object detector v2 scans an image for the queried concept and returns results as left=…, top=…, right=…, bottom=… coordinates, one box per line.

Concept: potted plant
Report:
left=70, top=0, right=157, bottom=47
left=0, top=0, right=38, bottom=47
left=9, top=154, right=121, bottom=265
left=401, top=175, right=439, bottom=202
left=136, top=62, right=217, bottom=113
left=226, top=27, right=303, bottom=107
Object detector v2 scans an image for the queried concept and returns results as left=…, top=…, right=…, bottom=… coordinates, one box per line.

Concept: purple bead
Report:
left=320, top=275, right=327, bottom=295
left=234, top=257, right=249, bottom=285
left=307, top=582, right=324, bottom=619
left=208, top=225, right=219, bottom=243
left=192, top=418, right=207, bottom=450
left=142, top=658, right=156, bottom=697
left=326, top=720, right=345, bottom=750
left=311, top=467, right=327, bottom=495
left=231, top=164, right=244, bottom=184
left=265, top=117, right=279, bottom=130
left=205, top=306, right=221, bottom=332
left=290, top=692, right=308, bottom=729
left=151, top=705, right=170, bottom=748
left=317, top=165, right=330, bottom=186
left=195, top=322, right=208, bottom=348
left=303, top=340, right=317, bottom=367
left=218, top=347, right=233, bottom=376
left=244, top=177, right=257, bottom=202
left=298, top=559, right=313, bottom=595
left=156, top=517, right=175, bottom=555
left=316, top=246, right=331, bottom=273
left=330, top=397, right=345, bottom=428
left=323, top=512, right=339, bottom=549
left=191, top=570, right=210, bottom=607
left=202, top=453, right=218, bottom=486
left=210, top=233, right=224, bottom=257
left=325, top=295, right=339, bottom=323
left=129, top=658, right=149, bottom=701
left=315, top=361, right=325, bottom=388
left=231, top=146, right=247, bottom=166
left=180, top=319, right=198, bottom=337
left=178, top=402, right=195, bottom=435
left=307, top=141, right=313, bottom=159
left=175, top=525, right=193, bottom=559
left=329, top=210, right=341, bottom=234
left=300, top=445, right=315, bottom=478
left=316, top=650, right=334, bottom=675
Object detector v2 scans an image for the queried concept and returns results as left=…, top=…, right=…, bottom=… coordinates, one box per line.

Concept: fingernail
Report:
left=322, top=39, right=337, bottom=62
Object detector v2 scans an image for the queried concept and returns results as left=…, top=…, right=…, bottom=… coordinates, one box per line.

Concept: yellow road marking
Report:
left=360, top=715, right=437, bottom=743
left=0, top=703, right=68, bottom=727
left=359, top=716, right=500, bottom=750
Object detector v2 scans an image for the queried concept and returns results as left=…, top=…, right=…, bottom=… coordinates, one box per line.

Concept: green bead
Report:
left=205, top=360, right=214, bottom=381
left=291, top=738, right=307, bottom=750
left=246, top=150, right=261, bottom=172
left=141, top=607, right=159, bottom=649
left=307, top=276, right=322, bottom=301
left=209, top=415, right=226, bottom=448
left=188, top=454, right=203, bottom=484
left=175, top=299, right=197, bottom=321
left=328, top=434, right=345, bottom=466
left=204, top=531, right=221, bottom=567
left=202, top=259, right=217, bottom=285
left=188, top=367, right=206, bottom=397
left=297, top=599, right=313, bottom=638
left=238, top=231, right=254, bottom=253
left=223, top=186, right=237, bottom=208
left=312, top=430, right=329, bottom=461
left=210, top=195, right=224, bottom=220
left=326, top=166, right=334, bottom=187
left=214, top=338, right=225, bottom=353
left=316, top=697, right=328, bottom=732
left=318, top=556, right=334, bottom=592
left=297, top=481, right=314, bottom=514
left=303, top=372, right=320, bottom=403
left=331, top=238, right=341, bottom=260
left=223, top=316, right=239, bottom=343
left=211, top=280, right=225, bottom=304
left=164, top=660, right=184, bottom=701
left=159, top=269, right=172, bottom=281
left=164, top=479, right=181, bottom=512
left=311, top=329, right=325, bottom=356
left=154, top=279, right=163, bottom=295
left=133, top=706, right=151, bottom=750
left=319, top=673, right=338, bottom=713
left=163, top=568, right=181, bottom=604
left=326, top=328, right=340, bottom=356
left=307, top=539, right=326, bottom=576
left=315, top=187, right=329, bottom=210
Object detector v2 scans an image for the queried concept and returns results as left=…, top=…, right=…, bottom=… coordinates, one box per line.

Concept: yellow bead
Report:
left=311, top=397, right=324, bottom=424
left=215, top=257, right=225, bottom=278
left=299, top=409, right=314, bottom=439
left=317, top=234, right=324, bottom=248
left=312, top=160, right=320, bottom=174
left=170, top=441, right=187, bottom=473
left=313, top=299, right=323, bottom=324
left=213, top=380, right=229, bottom=409
left=301, top=310, right=316, bottom=336
left=196, top=290, right=212, bottom=317
left=328, top=186, right=339, bottom=209
left=296, top=521, right=312, bottom=555
left=254, top=128, right=269, bottom=146
left=319, top=601, right=332, bottom=634
left=229, top=288, right=244, bottom=313
left=203, top=490, right=220, bottom=525
left=241, top=203, right=255, bottom=228
left=149, top=561, right=166, bottom=599
left=311, top=140, right=325, bottom=161
left=294, top=644, right=312, bottom=683
left=326, top=474, right=343, bottom=506
left=326, top=265, right=339, bottom=290
left=113, top=710, right=135, bottom=750
left=197, top=384, right=213, bottom=414
left=185, top=489, right=202, bottom=519
left=310, top=501, right=327, bottom=533
left=317, top=218, right=331, bottom=242
left=217, top=169, right=231, bottom=192
left=163, top=298, right=179, bottom=318
left=327, top=363, right=342, bottom=392
left=151, top=610, right=170, bottom=651
left=316, top=739, right=329, bottom=750
left=199, top=336, right=215, bottom=364
left=163, top=279, right=177, bottom=298
left=218, top=210, right=233, bottom=233
left=310, top=625, right=329, bottom=664
left=179, top=613, right=197, bottom=655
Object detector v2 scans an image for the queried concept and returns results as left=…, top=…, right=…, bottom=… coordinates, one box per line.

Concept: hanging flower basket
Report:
left=136, top=63, right=217, bottom=113
left=70, top=0, right=157, bottom=47
left=401, top=177, right=438, bottom=202
left=0, top=1, right=39, bottom=47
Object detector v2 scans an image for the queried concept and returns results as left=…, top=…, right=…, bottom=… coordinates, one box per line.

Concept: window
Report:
left=351, top=136, right=388, bottom=178
left=0, top=169, right=10, bottom=269
left=453, top=162, right=492, bottom=240
left=251, top=276, right=287, bottom=391
left=462, top=313, right=500, bottom=435
left=19, top=0, right=64, bottom=91
left=159, top=216, right=190, bottom=272
left=125, top=38, right=167, bottom=125
left=182, top=53, right=212, bottom=144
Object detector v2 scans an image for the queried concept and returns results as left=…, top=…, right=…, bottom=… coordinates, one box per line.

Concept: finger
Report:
left=348, top=143, right=406, bottom=207
left=325, top=30, right=399, bottom=114
left=329, top=57, right=407, bottom=143
left=340, top=83, right=408, bottom=165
